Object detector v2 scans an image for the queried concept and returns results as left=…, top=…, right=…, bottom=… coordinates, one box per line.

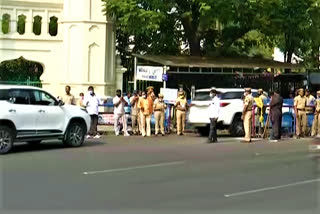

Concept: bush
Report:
left=0, top=57, right=43, bottom=82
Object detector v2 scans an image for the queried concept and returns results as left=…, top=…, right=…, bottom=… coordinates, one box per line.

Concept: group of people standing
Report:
left=241, top=87, right=320, bottom=143
left=61, top=84, right=320, bottom=143
left=294, top=88, right=320, bottom=138
left=113, top=87, right=188, bottom=137
left=59, top=85, right=103, bottom=139
left=238, top=88, right=283, bottom=143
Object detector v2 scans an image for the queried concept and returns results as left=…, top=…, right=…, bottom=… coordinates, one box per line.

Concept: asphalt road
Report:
left=0, top=135, right=319, bottom=214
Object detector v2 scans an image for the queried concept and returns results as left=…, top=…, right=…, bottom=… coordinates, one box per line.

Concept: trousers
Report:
left=243, top=111, right=252, bottom=142
left=89, top=114, right=98, bottom=136
left=131, top=114, right=139, bottom=134
left=141, top=114, right=151, bottom=137
left=154, top=111, right=165, bottom=135
left=208, top=118, right=217, bottom=142
left=176, top=110, right=186, bottom=135
left=296, top=110, right=307, bottom=136
left=114, top=113, right=127, bottom=135
left=312, top=113, right=320, bottom=136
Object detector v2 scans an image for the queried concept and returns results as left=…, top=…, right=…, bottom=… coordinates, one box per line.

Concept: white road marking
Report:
left=224, top=178, right=320, bottom=198
left=83, top=161, right=185, bottom=175
left=234, top=138, right=261, bottom=141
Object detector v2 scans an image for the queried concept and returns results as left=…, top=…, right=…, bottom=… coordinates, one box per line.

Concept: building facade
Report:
left=0, top=0, right=124, bottom=97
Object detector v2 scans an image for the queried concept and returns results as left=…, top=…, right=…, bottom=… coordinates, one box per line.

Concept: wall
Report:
left=0, top=0, right=121, bottom=99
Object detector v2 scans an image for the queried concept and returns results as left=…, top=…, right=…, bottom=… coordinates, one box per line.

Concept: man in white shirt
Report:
left=208, top=88, right=220, bottom=143
left=113, top=89, right=130, bottom=136
left=83, top=86, right=103, bottom=139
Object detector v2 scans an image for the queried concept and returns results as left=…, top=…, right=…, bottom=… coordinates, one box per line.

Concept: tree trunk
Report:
left=189, top=36, right=201, bottom=56
left=286, top=51, right=293, bottom=63
left=285, top=51, right=293, bottom=73
left=180, top=18, right=201, bottom=56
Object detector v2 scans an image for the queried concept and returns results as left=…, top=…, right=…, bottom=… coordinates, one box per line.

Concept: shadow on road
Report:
left=8, top=140, right=105, bottom=154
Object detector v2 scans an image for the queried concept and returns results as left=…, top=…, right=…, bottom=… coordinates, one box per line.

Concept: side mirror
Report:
left=58, top=100, right=64, bottom=106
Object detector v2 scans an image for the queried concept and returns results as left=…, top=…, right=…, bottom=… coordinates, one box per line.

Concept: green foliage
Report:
left=0, top=57, right=43, bottom=82
left=259, top=0, right=319, bottom=64
left=33, top=15, right=42, bottom=35
left=103, top=0, right=320, bottom=68
left=49, top=16, right=58, bottom=36
left=17, top=14, right=26, bottom=35
left=2, top=14, right=10, bottom=34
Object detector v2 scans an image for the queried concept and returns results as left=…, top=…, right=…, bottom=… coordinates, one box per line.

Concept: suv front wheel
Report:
left=0, top=126, right=15, bottom=154
left=230, top=115, right=244, bottom=137
left=63, top=122, right=86, bottom=147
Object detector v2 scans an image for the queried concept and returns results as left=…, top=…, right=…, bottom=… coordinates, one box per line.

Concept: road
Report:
left=0, top=135, right=319, bottom=214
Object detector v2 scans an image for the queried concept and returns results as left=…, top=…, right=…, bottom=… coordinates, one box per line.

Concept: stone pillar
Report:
left=25, top=9, right=33, bottom=35
left=42, top=9, right=49, bottom=36
left=115, top=55, right=126, bottom=91
left=11, top=8, right=17, bottom=34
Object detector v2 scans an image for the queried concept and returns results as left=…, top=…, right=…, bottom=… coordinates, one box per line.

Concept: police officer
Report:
left=241, top=88, right=254, bottom=143
left=305, top=89, right=315, bottom=135
left=294, top=88, right=307, bottom=138
left=208, top=88, right=220, bottom=143
left=175, top=90, right=188, bottom=136
left=153, top=94, right=167, bottom=136
left=130, top=91, right=140, bottom=135
left=312, top=91, right=320, bottom=137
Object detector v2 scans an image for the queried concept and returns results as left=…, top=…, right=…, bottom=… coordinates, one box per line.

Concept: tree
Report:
left=103, top=0, right=320, bottom=69
left=260, top=0, right=319, bottom=64
left=0, top=57, right=43, bottom=82
left=103, top=0, right=274, bottom=57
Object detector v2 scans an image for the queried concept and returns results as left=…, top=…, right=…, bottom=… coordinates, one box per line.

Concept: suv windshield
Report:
left=193, top=91, right=210, bottom=101
left=0, top=89, right=8, bottom=100
left=194, top=91, right=259, bottom=101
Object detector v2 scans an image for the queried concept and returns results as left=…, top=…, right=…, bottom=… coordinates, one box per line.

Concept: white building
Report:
left=0, top=0, right=125, bottom=97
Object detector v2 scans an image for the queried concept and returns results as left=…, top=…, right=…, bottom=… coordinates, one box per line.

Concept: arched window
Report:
left=2, top=14, right=10, bottom=34
left=17, top=14, right=26, bottom=35
left=33, top=15, right=42, bottom=35
left=49, top=16, right=58, bottom=36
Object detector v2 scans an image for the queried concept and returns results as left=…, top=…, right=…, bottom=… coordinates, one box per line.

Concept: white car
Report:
left=188, top=88, right=260, bottom=136
left=0, top=85, right=91, bottom=154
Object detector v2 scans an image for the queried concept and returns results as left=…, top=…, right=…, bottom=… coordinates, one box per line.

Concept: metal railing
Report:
left=253, top=100, right=316, bottom=137
left=0, top=80, right=42, bottom=88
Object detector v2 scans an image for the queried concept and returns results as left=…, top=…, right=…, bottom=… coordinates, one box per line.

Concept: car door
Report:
left=6, top=89, right=37, bottom=137
left=30, top=89, right=65, bottom=135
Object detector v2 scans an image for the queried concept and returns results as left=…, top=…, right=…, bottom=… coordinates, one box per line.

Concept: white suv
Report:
left=0, top=85, right=91, bottom=154
left=188, top=88, right=259, bottom=136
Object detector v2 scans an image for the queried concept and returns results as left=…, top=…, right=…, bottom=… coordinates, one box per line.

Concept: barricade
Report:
left=252, top=98, right=315, bottom=138
left=97, top=101, right=173, bottom=134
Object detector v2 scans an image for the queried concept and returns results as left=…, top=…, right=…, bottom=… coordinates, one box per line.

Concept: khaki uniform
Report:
left=153, top=99, right=167, bottom=135
left=294, top=95, right=307, bottom=136
left=137, top=97, right=143, bottom=134
left=243, top=94, right=254, bottom=142
left=312, top=97, right=320, bottom=136
left=175, top=97, right=188, bottom=135
left=130, top=96, right=139, bottom=135
left=139, top=98, right=152, bottom=137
